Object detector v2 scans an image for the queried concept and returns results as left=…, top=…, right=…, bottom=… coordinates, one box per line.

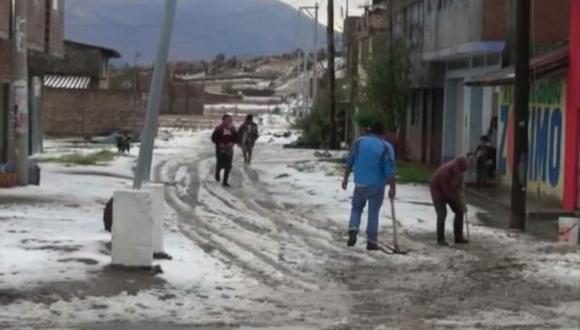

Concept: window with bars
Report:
left=410, top=92, right=422, bottom=126
left=410, top=2, right=424, bottom=46
left=393, top=12, right=404, bottom=39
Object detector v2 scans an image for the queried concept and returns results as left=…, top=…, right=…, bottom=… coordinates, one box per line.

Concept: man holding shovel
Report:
left=342, top=122, right=397, bottom=251
left=430, top=156, right=470, bottom=246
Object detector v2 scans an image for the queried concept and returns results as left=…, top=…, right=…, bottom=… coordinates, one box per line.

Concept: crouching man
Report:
left=430, top=156, right=470, bottom=246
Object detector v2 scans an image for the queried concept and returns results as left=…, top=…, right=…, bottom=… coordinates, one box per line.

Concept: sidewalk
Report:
left=466, top=184, right=580, bottom=241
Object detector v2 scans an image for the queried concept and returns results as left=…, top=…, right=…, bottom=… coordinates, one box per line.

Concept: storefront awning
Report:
left=423, top=41, right=505, bottom=62
left=465, top=46, right=569, bottom=86
left=44, top=75, right=92, bottom=90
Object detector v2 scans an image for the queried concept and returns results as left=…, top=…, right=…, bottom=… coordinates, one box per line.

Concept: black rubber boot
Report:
left=366, top=242, right=380, bottom=251
left=222, top=168, right=231, bottom=187
left=455, top=237, right=469, bottom=244
left=454, top=213, right=468, bottom=244
left=347, top=230, right=357, bottom=247
left=437, top=240, right=449, bottom=246
left=437, top=217, right=446, bottom=246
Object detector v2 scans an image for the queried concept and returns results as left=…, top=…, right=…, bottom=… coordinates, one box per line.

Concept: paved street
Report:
left=2, top=0, right=580, bottom=329
left=2, top=121, right=580, bottom=329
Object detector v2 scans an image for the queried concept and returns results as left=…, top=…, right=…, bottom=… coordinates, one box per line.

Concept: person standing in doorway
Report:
left=341, top=121, right=397, bottom=251
left=211, top=114, right=238, bottom=187
left=430, top=156, right=470, bottom=246
left=487, top=116, right=498, bottom=179
left=474, top=135, right=491, bottom=187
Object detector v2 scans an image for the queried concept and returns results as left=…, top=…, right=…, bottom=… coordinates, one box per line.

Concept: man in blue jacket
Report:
left=341, top=121, right=397, bottom=251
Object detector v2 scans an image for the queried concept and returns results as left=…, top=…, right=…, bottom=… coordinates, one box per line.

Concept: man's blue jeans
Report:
left=349, top=185, right=385, bottom=242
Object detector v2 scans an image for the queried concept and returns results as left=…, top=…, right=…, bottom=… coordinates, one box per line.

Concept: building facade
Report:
left=0, top=0, right=64, bottom=82
left=482, top=0, right=580, bottom=210
left=0, top=0, right=65, bottom=162
left=345, top=0, right=576, bottom=207
left=566, top=0, right=580, bottom=210
left=343, top=2, right=389, bottom=143
left=390, top=0, right=446, bottom=165
left=424, top=0, right=569, bottom=164
left=347, top=0, right=569, bottom=162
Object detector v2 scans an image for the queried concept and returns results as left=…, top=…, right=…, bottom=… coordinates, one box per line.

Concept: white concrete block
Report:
left=112, top=190, right=154, bottom=267
left=145, top=183, right=165, bottom=254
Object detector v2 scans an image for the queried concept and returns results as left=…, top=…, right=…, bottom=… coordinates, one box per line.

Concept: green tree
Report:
left=356, top=32, right=413, bottom=133
left=211, top=53, right=227, bottom=74
left=296, top=96, right=331, bottom=148
left=296, top=82, right=349, bottom=148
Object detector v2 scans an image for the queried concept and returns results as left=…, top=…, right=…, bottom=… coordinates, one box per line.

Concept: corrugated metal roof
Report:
left=44, top=75, right=91, bottom=90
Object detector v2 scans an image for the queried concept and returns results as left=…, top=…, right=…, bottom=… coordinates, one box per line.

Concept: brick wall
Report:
left=169, top=99, right=204, bottom=115
left=0, top=0, right=64, bottom=80
left=531, top=0, right=570, bottom=47
left=0, top=0, right=10, bottom=83
left=0, top=0, right=9, bottom=39
left=204, top=92, right=242, bottom=104
left=483, top=0, right=569, bottom=46
left=30, top=42, right=103, bottom=77
left=482, top=0, right=507, bottom=41
left=163, top=82, right=205, bottom=115
left=47, top=0, right=64, bottom=57
left=0, top=38, right=10, bottom=83
left=27, top=0, right=46, bottom=52
left=368, top=11, right=388, bottom=33
left=43, top=89, right=146, bottom=137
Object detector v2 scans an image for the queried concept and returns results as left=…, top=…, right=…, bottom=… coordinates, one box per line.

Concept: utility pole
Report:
left=510, top=0, right=530, bottom=230
left=298, top=8, right=306, bottom=117
left=302, top=41, right=308, bottom=114
left=327, top=0, right=338, bottom=149
left=298, top=47, right=306, bottom=116
left=12, top=0, right=29, bottom=185
left=299, top=4, right=320, bottom=115
left=133, top=0, right=177, bottom=189
left=134, top=51, right=141, bottom=101
left=312, top=3, right=319, bottom=103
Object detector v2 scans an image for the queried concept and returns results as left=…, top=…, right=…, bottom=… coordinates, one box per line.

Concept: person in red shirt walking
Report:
left=430, top=156, right=470, bottom=246
left=211, top=114, right=238, bottom=187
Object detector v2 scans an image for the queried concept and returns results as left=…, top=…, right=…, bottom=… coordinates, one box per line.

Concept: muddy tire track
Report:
left=157, top=154, right=324, bottom=289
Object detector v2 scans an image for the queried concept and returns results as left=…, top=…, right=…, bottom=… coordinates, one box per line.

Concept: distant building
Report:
left=343, top=4, right=388, bottom=144
left=31, top=40, right=121, bottom=90
left=33, top=41, right=149, bottom=138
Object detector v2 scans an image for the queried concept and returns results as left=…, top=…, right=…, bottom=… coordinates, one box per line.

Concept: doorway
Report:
left=454, top=80, right=465, bottom=157
left=0, top=84, right=8, bottom=162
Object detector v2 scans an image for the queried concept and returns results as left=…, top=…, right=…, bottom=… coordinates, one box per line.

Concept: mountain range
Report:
left=66, top=0, right=330, bottom=64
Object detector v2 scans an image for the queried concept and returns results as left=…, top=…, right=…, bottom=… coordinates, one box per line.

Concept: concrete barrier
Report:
left=146, top=183, right=166, bottom=256
left=111, top=190, right=154, bottom=268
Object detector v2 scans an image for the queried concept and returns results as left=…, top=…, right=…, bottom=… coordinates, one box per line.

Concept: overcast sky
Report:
left=279, top=0, right=368, bottom=30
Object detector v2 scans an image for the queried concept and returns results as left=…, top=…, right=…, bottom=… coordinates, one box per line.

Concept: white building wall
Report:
left=482, top=86, right=494, bottom=134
